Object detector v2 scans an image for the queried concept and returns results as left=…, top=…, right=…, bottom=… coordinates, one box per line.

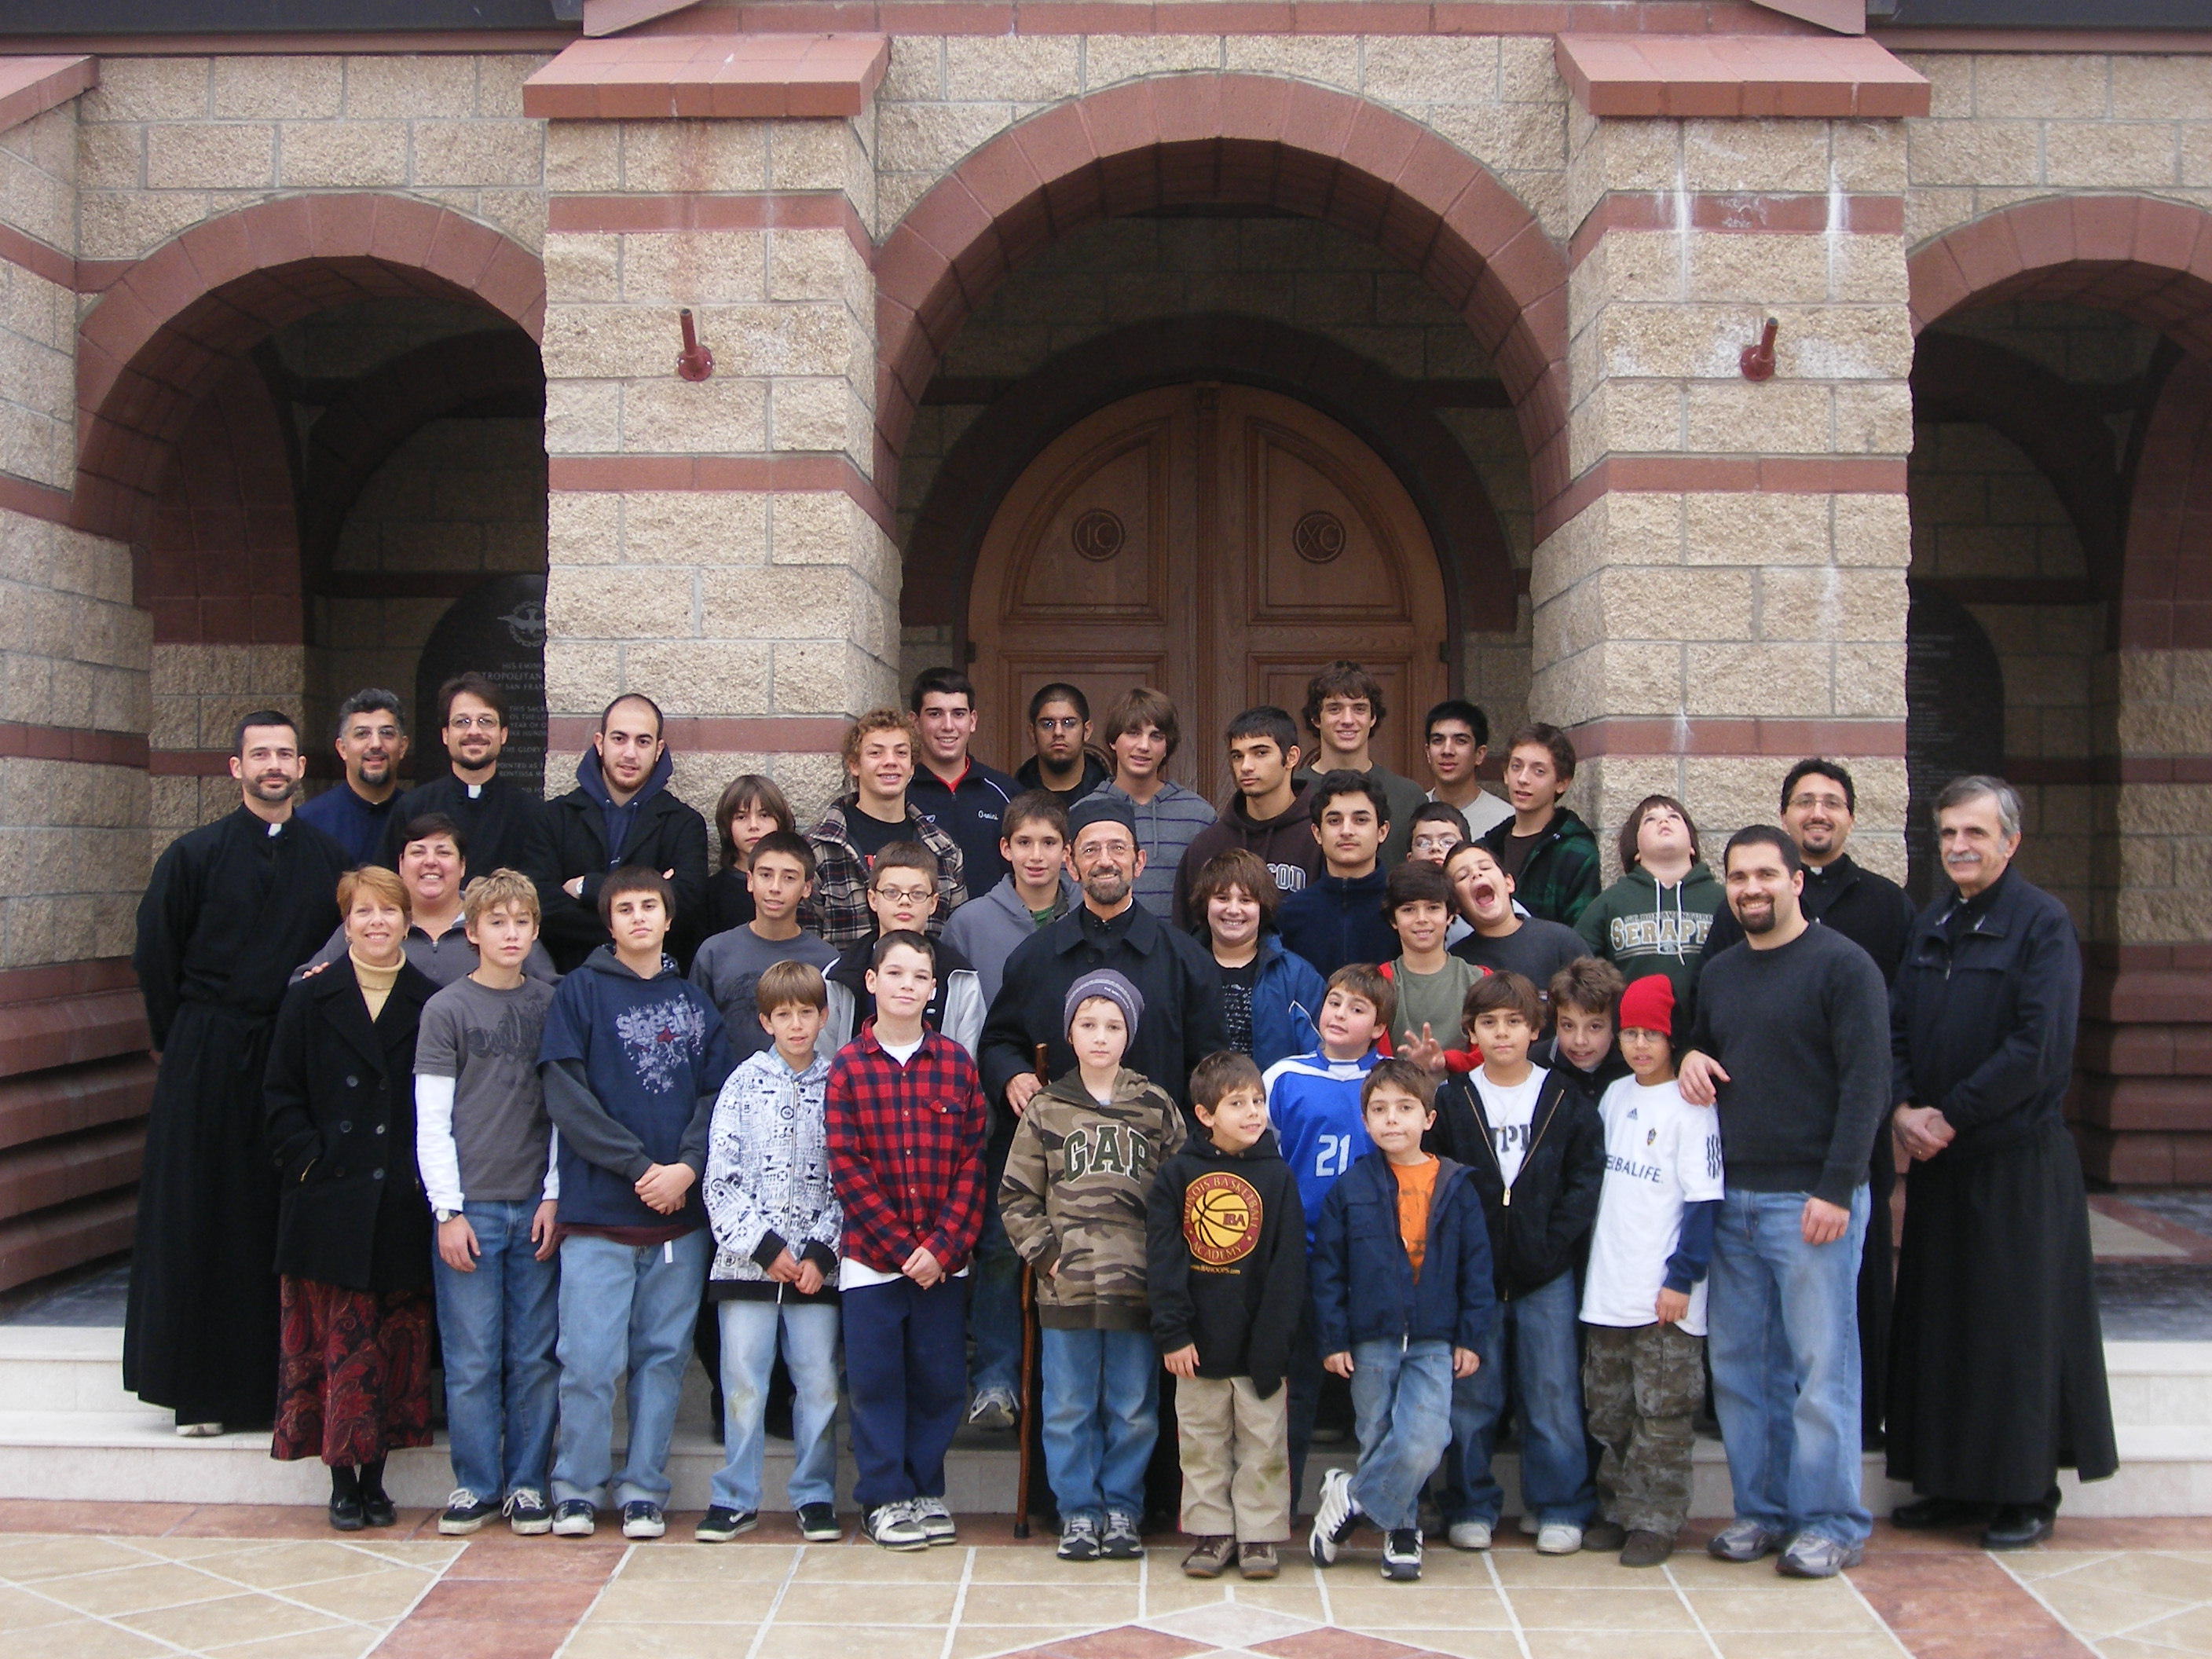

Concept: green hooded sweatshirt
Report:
left=1575, top=862, right=1727, bottom=1013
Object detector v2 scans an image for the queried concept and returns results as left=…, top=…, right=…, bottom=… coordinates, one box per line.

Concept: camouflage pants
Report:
left=1582, top=1320, right=1704, bottom=1536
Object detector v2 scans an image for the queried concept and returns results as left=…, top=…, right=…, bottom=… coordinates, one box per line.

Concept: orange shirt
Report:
left=1391, top=1155, right=1441, bottom=1280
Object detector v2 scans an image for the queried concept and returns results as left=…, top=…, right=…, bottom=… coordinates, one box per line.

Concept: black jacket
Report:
left=1891, top=870, right=2082, bottom=1163
left=1147, top=1127, right=1307, bottom=1395
left=525, top=750, right=712, bottom=972
left=980, top=899, right=1225, bottom=1115
left=1310, top=1150, right=1493, bottom=1354
left=378, top=768, right=545, bottom=883
left=1016, top=750, right=1111, bottom=811
left=1707, top=851, right=1917, bottom=985
left=263, top=956, right=438, bottom=1292
left=1426, top=1066, right=1604, bottom=1299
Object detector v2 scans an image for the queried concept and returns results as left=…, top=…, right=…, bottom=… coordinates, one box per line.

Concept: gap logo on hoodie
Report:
left=616, top=991, right=712, bottom=1095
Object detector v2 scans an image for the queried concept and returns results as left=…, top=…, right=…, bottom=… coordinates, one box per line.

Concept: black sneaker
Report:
left=504, top=1489, right=552, bottom=1536
left=551, top=1498, right=596, bottom=1537
left=695, top=1505, right=756, bottom=1542
left=621, top=1500, right=667, bottom=1540
left=440, top=1489, right=499, bottom=1536
left=797, top=1503, right=840, bottom=1542
left=1057, top=1513, right=1102, bottom=1561
left=1381, top=1528, right=1423, bottom=1581
left=1101, top=1510, right=1144, bottom=1559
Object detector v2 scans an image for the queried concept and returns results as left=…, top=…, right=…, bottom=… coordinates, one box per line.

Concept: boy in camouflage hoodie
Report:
left=1001, top=969, right=1187, bottom=1563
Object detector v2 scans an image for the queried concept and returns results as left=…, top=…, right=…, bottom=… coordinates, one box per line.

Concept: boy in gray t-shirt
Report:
left=415, top=870, right=562, bottom=1538
left=690, top=831, right=838, bottom=1061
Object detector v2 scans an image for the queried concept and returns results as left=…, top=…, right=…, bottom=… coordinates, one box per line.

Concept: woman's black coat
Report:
left=263, top=954, right=438, bottom=1292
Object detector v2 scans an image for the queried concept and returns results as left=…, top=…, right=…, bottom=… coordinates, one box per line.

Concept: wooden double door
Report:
left=967, top=383, right=1449, bottom=803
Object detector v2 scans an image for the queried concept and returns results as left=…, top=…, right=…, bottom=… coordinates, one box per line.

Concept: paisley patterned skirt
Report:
left=271, top=1277, right=434, bottom=1466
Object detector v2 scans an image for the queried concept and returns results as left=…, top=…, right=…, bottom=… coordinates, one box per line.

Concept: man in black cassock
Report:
left=1887, top=775, right=2116, bottom=1550
left=126, top=710, right=351, bottom=1433
left=376, top=671, right=543, bottom=878
left=1707, top=759, right=1916, bottom=1446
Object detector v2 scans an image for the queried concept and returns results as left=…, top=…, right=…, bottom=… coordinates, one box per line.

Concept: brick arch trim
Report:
left=298, top=328, right=546, bottom=591
left=75, top=192, right=545, bottom=544
left=875, top=75, right=1568, bottom=518
left=1908, top=194, right=2212, bottom=353
left=906, top=314, right=1522, bottom=655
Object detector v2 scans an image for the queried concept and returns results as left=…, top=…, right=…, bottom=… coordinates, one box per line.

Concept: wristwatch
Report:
left=434, top=1207, right=462, bottom=1225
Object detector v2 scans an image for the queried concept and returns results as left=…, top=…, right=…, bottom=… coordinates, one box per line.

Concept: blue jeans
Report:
left=1708, top=1185, right=1872, bottom=1547
left=1348, top=1339, right=1456, bottom=1532
left=969, top=1197, right=1022, bottom=1398
left=1445, top=1271, right=1595, bottom=1527
left=843, top=1275, right=969, bottom=1509
left=551, top=1229, right=711, bottom=1510
left=433, top=1199, right=560, bottom=1503
left=1039, top=1327, right=1159, bottom=1523
left=711, top=1296, right=840, bottom=1514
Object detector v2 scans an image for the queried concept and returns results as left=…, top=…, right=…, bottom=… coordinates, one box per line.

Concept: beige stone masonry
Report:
left=77, top=53, right=553, bottom=260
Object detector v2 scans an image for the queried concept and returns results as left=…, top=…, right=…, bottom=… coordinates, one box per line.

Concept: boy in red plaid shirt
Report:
left=825, top=929, right=990, bottom=1551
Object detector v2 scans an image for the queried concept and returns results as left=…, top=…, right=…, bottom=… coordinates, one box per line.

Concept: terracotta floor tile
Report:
left=0, top=1500, right=198, bottom=1536
left=0, top=1581, right=79, bottom=1627
left=1881, top=1633, right=2096, bottom=1659
left=2121, top=1606, right=2212, bottom=1654
left=1707, top=1639, right=1906, bottom=1659
left=556, top=1622, right=760, bottom=1659
left=967, top=1547, right=1145, bottom=1584
left=1685, top=1584, right=1885, bottom=1632
left=771, top=1577, right=961, bottom=1623
left=944, top=1628, right=1091, bottom=1659
left=373, top=1621, right=569, bottom=1659
left=1506, top=1586, right=1699, bottom=1630
left=2022, top=1551, right=2212, bottom=1602
left=0, top=1533, right=152, bottom=1580
left=2006, top=1551, right=2122, bottom=1582
left=167, top=1539, right=408, bottom=1591
left=613, top=1544, right=793, bottom=1581
left=1319, top=1587, right=1513, bottom=1630
left=1355, top=1630, right=1521, bottom=1658
left=0, top=1616, right=170, bottom=1657
left=1253, top=1632, right=1428, bottom=1659
left=208, top=1628, right=388, bottom=1659
left=792, top=1541, right=973, bottom=1580
left=2026, top=1579, right=2195, bottom=1636
left=958, top=1583, right=1147, bottom=1625
left=1046, top=1628, right=1215, bottom=1659
left=586, top=1575, right=782, bottom=1623
left=2048, top=1522, right=2212, bottom=1551
left=168, top=1505, right=372, bottom=1540
left=31, top=1561, right=239, bottom=1617
left=1517, top=1634, right=1714, bottom=1659
left=404, top=1576, right=602, bottom=1624
left=280, top=1565, right=446, bottom=1621
left=749, top=1624, right=959, bottom=1659
left=113, top=1588, right=342, bottom=1648
left=1489, top=1551, right=1668, bottom=1586
left=2101, top=1639, right=2212, bottom=1659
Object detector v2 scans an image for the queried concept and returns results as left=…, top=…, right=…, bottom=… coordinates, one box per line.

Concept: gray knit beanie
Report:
left=1064, top=968, right=1143, bottom=1040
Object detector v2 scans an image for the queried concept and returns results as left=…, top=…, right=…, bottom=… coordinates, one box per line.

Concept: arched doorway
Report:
left=967, top=383, right=1449, bottom=800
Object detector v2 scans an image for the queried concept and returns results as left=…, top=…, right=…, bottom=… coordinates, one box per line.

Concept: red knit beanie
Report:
left=1617, top=973, right=1675, bottom=1037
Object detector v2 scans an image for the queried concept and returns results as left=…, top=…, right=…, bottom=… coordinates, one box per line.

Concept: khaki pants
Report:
left=1583, top=1320, right=1704, bottom=1536
left=1176, top=1375, right=1291, bottom=1541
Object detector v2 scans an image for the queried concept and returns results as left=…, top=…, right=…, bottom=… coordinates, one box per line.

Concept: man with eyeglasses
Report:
left=1015, top=683, right=1110, bottom=811
left=1703, top=758, right=1916, bottom=1450
left=380, top=673, right=545, bottom=882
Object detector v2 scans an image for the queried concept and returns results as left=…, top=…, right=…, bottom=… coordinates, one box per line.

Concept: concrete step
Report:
left=0, top=1328, right=2202, bottom=1515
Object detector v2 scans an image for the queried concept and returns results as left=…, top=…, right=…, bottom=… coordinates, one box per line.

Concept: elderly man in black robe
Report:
left=1887, top=775, right=2116, bottom=1549
left=126, top=711, right=350, bottom=1434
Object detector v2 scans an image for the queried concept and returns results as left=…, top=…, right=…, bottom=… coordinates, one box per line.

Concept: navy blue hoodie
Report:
left=539, top=946, right=736, bottom=1230
left=1309, top=1148, right=1494, bottom=1355
left=1276, top=866, right=1395, bottom=976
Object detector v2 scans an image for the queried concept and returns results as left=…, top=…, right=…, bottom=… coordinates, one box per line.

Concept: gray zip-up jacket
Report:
left=941, top=872, right=1077, bottom=1009
left=1094, top=779, right=1220, bottom=919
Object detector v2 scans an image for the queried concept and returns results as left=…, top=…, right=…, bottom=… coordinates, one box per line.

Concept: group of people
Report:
left=123, top=658, right=2117, bottom=1582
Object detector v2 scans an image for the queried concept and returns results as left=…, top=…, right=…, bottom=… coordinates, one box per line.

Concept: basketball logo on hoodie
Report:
left=1184, top=1171, right=1264, bottom=1267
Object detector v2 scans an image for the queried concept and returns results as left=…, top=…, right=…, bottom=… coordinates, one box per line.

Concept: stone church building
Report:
left=0, top=0, right=2207, bottom=1290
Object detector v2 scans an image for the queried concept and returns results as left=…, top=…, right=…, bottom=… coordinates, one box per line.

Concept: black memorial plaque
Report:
left=416, top=573, right=548, bottom=796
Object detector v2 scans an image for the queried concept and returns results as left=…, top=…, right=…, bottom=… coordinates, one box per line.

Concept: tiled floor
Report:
left=0, top=1506, right=2204, bottom=1659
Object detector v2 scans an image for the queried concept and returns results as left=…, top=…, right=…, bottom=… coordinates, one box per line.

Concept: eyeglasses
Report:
left=1411, top=833, right=1463, bottom=854
left=873, top=886, right=934, bottom=906
left=449, top=715, right=502, bottom=731
left=1035, top=716, right=1084, bottom=733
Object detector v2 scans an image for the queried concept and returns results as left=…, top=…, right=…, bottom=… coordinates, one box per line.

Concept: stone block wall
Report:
left=0, top=104, right=75, bottom=493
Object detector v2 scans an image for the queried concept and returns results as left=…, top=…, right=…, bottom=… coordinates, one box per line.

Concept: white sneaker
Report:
left=1536, top=1522, right=1584, bottom=1555
left=912, top=1495, right=957, bottom=1545
left=1518, top=1511, right=1540, bottom=1536
left=1308, top=1467, right=1360, bottom=1567
left=1448, top=1518, right=1493, bottom=1551
left=866, top=1500, right=929, bottom=1551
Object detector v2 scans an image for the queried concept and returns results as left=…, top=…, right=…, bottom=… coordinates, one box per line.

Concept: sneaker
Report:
left=1536, top=1522, right=1583, bottom=1555
left=551, top=1499, right=596, bottom=1538
left=1381, top=1527, right=1423, bottom=1582
left=621, top=1500, right=666, bottom=1540
left=866, top=1501, right=928, bottom=1551
left=1581, top=1521, right=1628, bottom=1552
left=439, top=1489, right=498, bottom=1536
left=1518, top=1511, right=1540, bottom=1536
left=695, top=1505, right=756, bottom=1543
left=797, top=1502, right=840, bottom=1542
left=504, top=1489, right=552, bottom=1536
left=1181, top=1535, right=1234, bottom=1578
left=965, top=1387, right=1017, bottom=1431
left=1621, top=1529, right=1674, bottom=1568
left=1777, top=1534, right=1862, bottom=1578
left=1238, top=1541, right=1280, bottom=1580
left=1707, top=1519, right=1784, bottom=1562
left=1058, top=1513, right=1102, bottom=1561
left=912, top=1495, right=957, bottom=1545
left=1447, top=1518, right=1493, bottom=1551
left=1309, top=1467, right=1361, bottom=1567
left=1101, top=1510, right=1144, bottom=1559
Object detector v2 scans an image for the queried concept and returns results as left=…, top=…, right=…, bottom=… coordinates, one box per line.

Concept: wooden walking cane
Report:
left=1013, top=1042, right=1048, bottom=1539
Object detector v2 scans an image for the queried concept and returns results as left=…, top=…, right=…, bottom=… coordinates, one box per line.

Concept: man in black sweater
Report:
left=1702, top=759, right=1914, bottom=1449
left=378, top=672, right=544, bottom=881
left=1677, top=826, right=1888, bottom=1581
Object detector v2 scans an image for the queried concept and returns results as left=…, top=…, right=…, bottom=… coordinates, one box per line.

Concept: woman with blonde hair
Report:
left=265, top=864, right=440, bottom=1530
